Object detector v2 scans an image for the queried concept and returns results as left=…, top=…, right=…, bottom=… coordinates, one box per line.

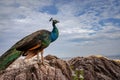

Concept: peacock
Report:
left=0, top=18, right=59, bottom=71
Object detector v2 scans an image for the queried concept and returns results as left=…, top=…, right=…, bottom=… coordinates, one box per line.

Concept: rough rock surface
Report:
left=69, top=56, right=120, bottom=80
left=0, top=55, right=72, bottom=80
left=0, top=55, right=120, bottom=80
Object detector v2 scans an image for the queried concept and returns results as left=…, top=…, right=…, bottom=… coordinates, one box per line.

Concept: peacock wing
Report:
left=11, top=30, right=51, bottom=51
left=14, top=30, right=43, bottom=51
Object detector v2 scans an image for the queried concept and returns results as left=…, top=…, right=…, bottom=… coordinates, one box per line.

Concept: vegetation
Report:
left=71, top=66, right=84, bottom=80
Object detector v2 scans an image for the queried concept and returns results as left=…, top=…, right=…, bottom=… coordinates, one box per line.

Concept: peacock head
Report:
left=49, top=18, right=59, bottom=24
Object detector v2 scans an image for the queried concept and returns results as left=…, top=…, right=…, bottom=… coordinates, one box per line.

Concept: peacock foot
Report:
left=37, top=60, right=46, bottom=67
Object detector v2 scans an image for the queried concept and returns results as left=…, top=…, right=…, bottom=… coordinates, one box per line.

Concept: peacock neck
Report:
left=50, top=23, right=59, bottom=42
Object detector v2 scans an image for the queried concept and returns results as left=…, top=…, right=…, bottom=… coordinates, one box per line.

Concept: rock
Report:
left=45, top=55, right=72, bottom=80
left=69, top=55, right=120, bottom=80
left=0, top=55, right=72, bottom=80
left=1, top=55, right=120, bottom=80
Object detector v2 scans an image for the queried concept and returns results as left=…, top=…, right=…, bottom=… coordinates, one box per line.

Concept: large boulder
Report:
left=1, top=55, right=120, bottom=80
left=69, top=56, right=120, bottom=80
left=0, top=55, right=72, bottom=80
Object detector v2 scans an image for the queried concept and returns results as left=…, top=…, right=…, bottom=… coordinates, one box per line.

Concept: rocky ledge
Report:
left=69, top=56, right=120, bottom=80
left=0, top=55, right=72, bottom=80
left=0, top=55, right=120, bottom=80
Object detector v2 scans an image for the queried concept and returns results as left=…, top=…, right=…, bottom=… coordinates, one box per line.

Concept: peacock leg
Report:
left=37, top=52, right=40, bottom=63
left=41, top=50, right=44, bottom=64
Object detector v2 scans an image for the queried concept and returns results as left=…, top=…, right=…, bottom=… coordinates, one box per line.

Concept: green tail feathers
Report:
left=0, top=48, right=21, bottom=71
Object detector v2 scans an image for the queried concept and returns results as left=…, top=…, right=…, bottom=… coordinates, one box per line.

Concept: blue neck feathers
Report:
left=50, top=23, right=59, bottom=42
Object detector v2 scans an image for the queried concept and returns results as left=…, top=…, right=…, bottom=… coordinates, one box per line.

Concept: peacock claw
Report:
left=37, top=61, right=45, bottom=66
left=41, top=61, right=46, bottom=66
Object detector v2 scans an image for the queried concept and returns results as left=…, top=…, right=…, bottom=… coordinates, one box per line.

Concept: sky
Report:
left=0, top=0, right=120, bottom=58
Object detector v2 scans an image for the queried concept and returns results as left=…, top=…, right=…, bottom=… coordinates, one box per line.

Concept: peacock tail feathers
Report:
left=0, top=48, right=21, bottom=71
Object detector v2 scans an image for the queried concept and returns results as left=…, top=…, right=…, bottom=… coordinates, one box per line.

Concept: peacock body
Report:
left=0, top=18, right=59, bottom=71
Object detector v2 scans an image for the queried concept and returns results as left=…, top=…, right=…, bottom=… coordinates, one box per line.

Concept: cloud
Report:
left=0, top=0, right=120, bottom=57
left=99, top=18, right=120, bottom=26
left=61, top=28, right=95, bottom=34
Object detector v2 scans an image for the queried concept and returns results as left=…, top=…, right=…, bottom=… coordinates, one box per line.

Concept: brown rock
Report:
left=1, top=55, right=120, bottom=80
left=69, top=56, right=120, bottom=80
left=0, top=55, right=72, bottom=80
left=45, top=55, right=72, bottom=80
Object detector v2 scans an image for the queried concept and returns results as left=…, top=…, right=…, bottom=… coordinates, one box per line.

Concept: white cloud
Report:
left=61, top=28, right=95, bottom=34
left=94, top=25, right=120, bottom=39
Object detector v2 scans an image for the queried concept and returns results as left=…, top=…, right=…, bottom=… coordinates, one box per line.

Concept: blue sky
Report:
left=0, top=0, right=120, bottom=57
